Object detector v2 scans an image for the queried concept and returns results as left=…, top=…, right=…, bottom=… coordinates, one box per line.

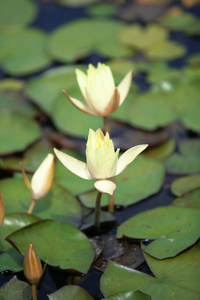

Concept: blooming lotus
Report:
left=20, top=153, right=54, bottom=201
left=54, top=129, right=148, bottom=195
left=63, top=63, right=133, bottom=117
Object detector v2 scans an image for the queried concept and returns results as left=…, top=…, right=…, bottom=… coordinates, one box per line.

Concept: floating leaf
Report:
left=48, top=285, right=94, bottom=300
left=118, top=24, right=186, bottom=60
left=55, top=0, right=100, bottom=6
left=100, top=243, right=200, bottom=300
left=0, top=276, right=32, bottom=300
left=117, top=206, right=200, bottom=259
left=0, top=177, right=83, bottom=227
left=0, top=213, right=40, bottom=271
left=7, top=219, right=95, bottom=273
left=171, top=174, right=200, bottom=196
left=48, top=19, right=131, bottom=63
left=87, top=3, right=118, bottom=17
left=164, top=154, right=200, bottom=175
left=0, top=111, right=42, bottom=156
left=144, top=138, right=175, bottom=160
left=179, top=139, right=200, bottom=157
left=103, top=291, right=151, bottom=300
left=0, top=0, right=38, bottom=30
left=79, top=156, right=164, bottom=207
left=159, top=9, right=200, bottom=35
left=0, top=28, right=51, bottom=75
left=171, top=188, right=200, bottom=210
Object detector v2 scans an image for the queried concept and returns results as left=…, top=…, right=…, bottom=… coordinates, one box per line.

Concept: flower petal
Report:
left=62, top=90, right=97, bottom=116
left=115, top=144, right=148, bottom=176
left=31, top=154, right=54, bottom=200
left=104, top=87, right=120, bottom=116
left=117, top=69, right=133, bottom=106
left=76, top=68, right=87, bottom=99
left=94, top=180, right=116, bottom=195
left=54, top=148, right=93, bottom=180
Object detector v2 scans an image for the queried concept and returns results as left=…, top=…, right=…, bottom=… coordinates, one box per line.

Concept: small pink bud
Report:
left=0, top=190, right=5, bottom=228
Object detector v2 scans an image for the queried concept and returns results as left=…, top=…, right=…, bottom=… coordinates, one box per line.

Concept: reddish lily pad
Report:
left=6, top=219, right=95, bottom=273
left=48, top=285, right=94, bottom=300
left=100, top=243, right=200, bottom=300
left=0, top=276, right=32, bottom=300
left=117, top=206, right=200, bottom=259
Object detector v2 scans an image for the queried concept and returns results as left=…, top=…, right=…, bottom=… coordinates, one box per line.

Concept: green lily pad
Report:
left=0, top=276, right=32, bottom=300
left=0, top=177, right=83, bottom=227
left=164, top=153, right=200, bottom=175
left=100, top=243, right=200, bottom=300
left=0, top=28, right=51, bottom=75
left=117, top=206, right=200, bottom=259
left=0, top=0, right=38, bottom=30
left=79, top=156, right=164, bottom=207
left=0, top=111, right=42, bottom=156
left=0, top=83, right=37, bottom=118
left=171, top=188, right=200, bottom=210
left=179, top=139, right=200, bottom=157
left=118, top=23, right=186, bottom=60
left=87, top=3, right=118, bottom=17
left=0, top=213, right=40, bottom=271
left=6, top=219, right=95, bottom=273
left=55, top=0, right=100, bottom=6
left=25, top=65, right=84, bottom=115
left=103, top=291, right=151, bottom=300
left=188, top=53, right=200, bottom=67
left=52, top=93, right=103, bottom=137
left=144, top=138, right=175, bottom=160
left=48, top=18, right=131, bottom=63
left=171, top=174, right=200, bottom=196
left=48, top=285, right=94, bottom=300
left=159, top=10, right=200, bottom=35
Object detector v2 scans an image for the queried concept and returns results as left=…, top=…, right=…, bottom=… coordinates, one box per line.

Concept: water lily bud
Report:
left=21, top=153, right=55, bottom=201
left=63, top=63, right=133, bottom=117
left=0, top=191, right=5, bottom=227
left=23, top=244, right=42, bottom=285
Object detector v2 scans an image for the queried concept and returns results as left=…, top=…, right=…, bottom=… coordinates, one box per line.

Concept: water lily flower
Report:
left=23, top=244, right=42, bottom=285
left=54, top=129, right=148, bottom=195
left=63, top=63, right=133, bottom=117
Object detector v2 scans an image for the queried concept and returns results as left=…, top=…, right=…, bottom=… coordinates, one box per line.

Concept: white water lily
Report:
left=63, top=63, right=133, bottom=117
left=20, top=153, right=55, bottom=201
left=54, top=129, right=148, bottom=195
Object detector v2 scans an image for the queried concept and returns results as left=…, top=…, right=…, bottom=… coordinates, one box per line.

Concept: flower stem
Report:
left=28, top=199, right=36, bottom=214
left=103, top=117, right=109, bottom=133
left=94, top=191, right=102, bottom=230
left=108, top=178, right=115, bottom=213
left=32, top=284, right=37, bottom=300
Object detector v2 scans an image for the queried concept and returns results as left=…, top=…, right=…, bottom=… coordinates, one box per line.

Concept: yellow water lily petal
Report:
left=62, top=90, right=96, bottom=116
left=31, top=153, right=54, bottom=200
left=94, top=180, right=116, bottom=195
left=117, top=69, right=133, bottom=106
left=115, top=144, right=148, bottom=176
left=54, top=148, right=93, bottom=180
left=76, top=68, right=87, bottom=99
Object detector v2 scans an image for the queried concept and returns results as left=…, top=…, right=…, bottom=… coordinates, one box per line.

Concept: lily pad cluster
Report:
left=0, top=0, right=200, bottom=299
